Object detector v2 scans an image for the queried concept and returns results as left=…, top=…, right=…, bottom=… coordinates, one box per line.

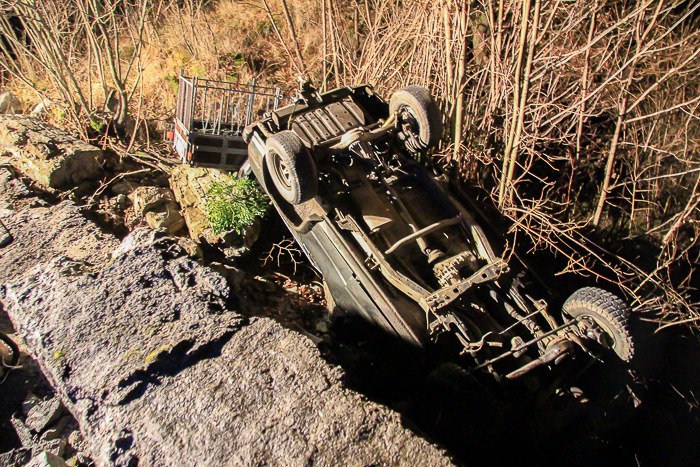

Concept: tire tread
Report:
left=563, top=287, right=634, bottom=362
left=265, top=130, right=317, bottom=204
left=389, top=85, right=442, bottom=150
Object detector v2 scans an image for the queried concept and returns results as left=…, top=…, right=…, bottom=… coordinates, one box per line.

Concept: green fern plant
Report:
left=205, top=175, right=269, bottom=235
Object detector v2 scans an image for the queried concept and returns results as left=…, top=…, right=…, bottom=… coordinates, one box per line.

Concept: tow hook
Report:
left=506, top=340, right=574, bottom=380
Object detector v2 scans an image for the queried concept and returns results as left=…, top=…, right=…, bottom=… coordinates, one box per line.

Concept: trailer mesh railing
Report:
left=175, top=71, right=286, bottom=136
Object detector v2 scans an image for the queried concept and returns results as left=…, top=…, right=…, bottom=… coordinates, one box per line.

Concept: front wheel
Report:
left=265, top=130, right=317, bottom=205
left=563, top=287, right=634, bottom=362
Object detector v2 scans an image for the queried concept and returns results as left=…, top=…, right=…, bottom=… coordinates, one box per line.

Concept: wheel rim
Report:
left=397, top=105, right=423, bottom=150
left=578, top=315, right=616, bottom=350
left=271, top=152, right=293, bottom=191
left=398, top=106, right=420, bottom=132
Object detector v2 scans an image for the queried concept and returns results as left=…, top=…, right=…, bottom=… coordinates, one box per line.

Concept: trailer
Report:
left=167, top=71, right=286, bottom=170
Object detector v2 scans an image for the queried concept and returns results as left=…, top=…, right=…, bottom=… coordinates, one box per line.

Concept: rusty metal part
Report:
left=505, top=285, right=544, bottom=339
left=384, top=216, right=461, bottom=255
left=419, top=260, right=507, bottom=312
left=334, top=212, right=500, bottom=355
left=327, top=124, right=394, bottom=153
left=335, top=211, right=428, bottom=302
left=293, top=101, right=367, bottom=147
left=433, top=251, right=480, bottom=287
left=506, top=340, right=574, bottom=380
left=471, top=318, right=581, bottom=372
left=446, top=194, right=498, bottom=262
left=496, top=306, right=546, bottom=337
left=460, top=330, right=504, bottom=354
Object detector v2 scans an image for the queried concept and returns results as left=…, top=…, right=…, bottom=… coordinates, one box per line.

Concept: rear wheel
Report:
left=389, top=85, right=442, bottom=152
left=563, top=287, right=634, bottom=362
left=265, top=130, right=317, bottom=205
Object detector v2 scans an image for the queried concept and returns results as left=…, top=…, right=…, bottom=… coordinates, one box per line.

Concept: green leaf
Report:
left=205, top=174, right=269, bottom=235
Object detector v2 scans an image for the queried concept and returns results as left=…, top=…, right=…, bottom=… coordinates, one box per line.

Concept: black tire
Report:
left=389, top=85, right=442, bottom=151
left=563, top=287, right=634, bottom=362
left=265, top=130, right=317, bottom=205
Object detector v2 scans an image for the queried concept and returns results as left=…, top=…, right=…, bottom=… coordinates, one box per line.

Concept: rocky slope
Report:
left=0, top=125, right=452, bottom=465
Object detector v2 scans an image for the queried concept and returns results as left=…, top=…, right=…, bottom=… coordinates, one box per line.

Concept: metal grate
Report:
left=175, top=70, right=285, bottom=137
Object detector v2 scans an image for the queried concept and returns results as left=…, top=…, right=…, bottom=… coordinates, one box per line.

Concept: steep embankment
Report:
left=0, top=118, right=452, bottom=465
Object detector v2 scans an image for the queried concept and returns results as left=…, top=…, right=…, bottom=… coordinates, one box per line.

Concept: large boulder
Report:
left=169, top=164, right=260, bottom=257
left=0, top=172, right=452, bottom=466
left=2, top=230, right=452, bottom=466
left=0, top=201, right=118, bottom=285
left=128, top=186, right=185, bottom=234
left=0, top=115, right=102, bottom=189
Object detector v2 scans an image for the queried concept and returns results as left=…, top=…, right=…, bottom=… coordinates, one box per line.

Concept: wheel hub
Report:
left=273, top=154, right=293, bottom=189
left=397, top=106, right=422, bottom=152
left=579, top=316, right=614, bottom=349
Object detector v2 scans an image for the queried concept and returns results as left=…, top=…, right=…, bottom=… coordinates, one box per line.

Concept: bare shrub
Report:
left=307, top=0, right=699, bottom=327
left=0, top=0, right=151, bottom=134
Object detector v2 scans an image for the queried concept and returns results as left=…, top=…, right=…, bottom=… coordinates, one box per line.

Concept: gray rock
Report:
left=128, top=186, right=185, bottom=234
left=0, top=115, right=102, bottom=189
left=3, top=227, right=451, bottom=466
left=0, top=170, right=450, bottom=466
left=0, top=448, right=31, bottom=467
left=39, top=415, right=70, bottom=443
left=144, top=206, right=185, bottom=234
left=115, top=194, right=127, bottom=209
left=0, top=201, right=119, bottom=286
left=0, top=167, right=34, bottom=211
left=33, top=440, right=65, bottom=458
left=0, top=221, right=10, bottom=248
left=11, top=416, right=35, bottom=447
left=67, top=430, right=86, bottom=453
left=40, top=428, right=61, bottom=442
left=208, top=261, right=245, bottom=290
left=25, top=398, right=63, bottom=433
left=128, top=186, right=174, bottom=215
left=176, top=236, right=203, bottom=259
left=30, top=99, right=53, bottom=117
left=25, top=451, right=66, bottom=467
left=22, top=394, right=42, bottom=417
left=315, top=320, right=329, bottom=334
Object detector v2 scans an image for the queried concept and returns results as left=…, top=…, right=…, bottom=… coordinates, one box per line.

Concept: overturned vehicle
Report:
left=241, top=80, right=635, bottom=399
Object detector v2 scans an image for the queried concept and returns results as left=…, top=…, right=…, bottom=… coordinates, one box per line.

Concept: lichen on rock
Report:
left=0, top=115, right=102, bottom=189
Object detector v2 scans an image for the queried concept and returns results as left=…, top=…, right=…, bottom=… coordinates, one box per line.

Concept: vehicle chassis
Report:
left=243, top=82, right=632, bottom=385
